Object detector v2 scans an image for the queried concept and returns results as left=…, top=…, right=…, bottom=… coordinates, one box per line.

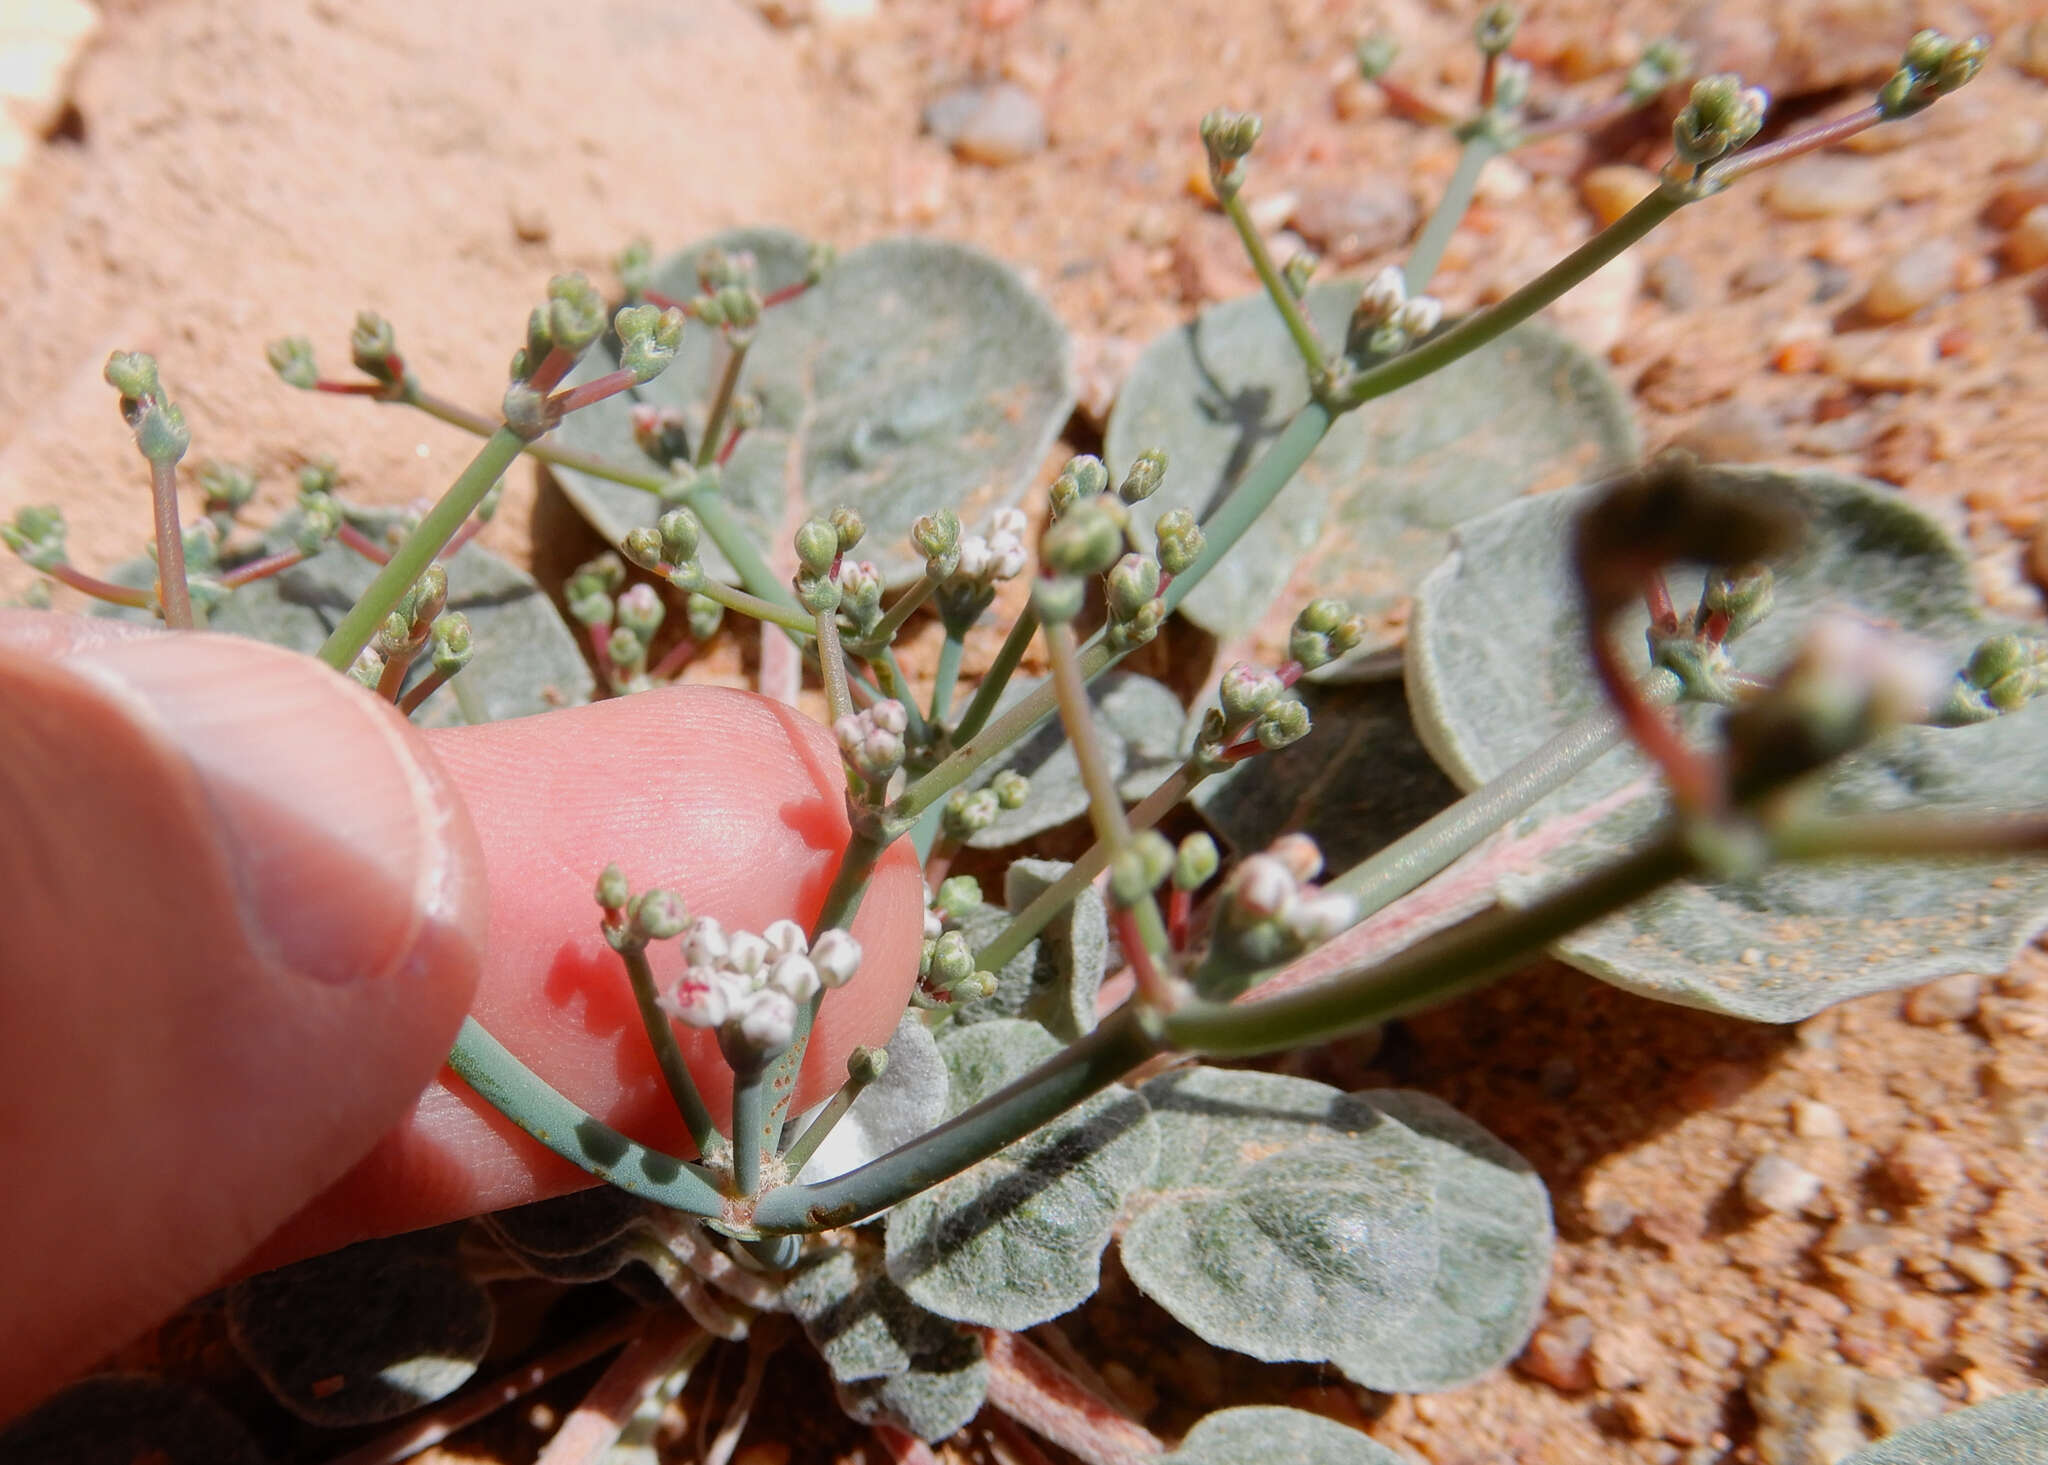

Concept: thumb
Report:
left=0, top=620, right=486, bottom=1420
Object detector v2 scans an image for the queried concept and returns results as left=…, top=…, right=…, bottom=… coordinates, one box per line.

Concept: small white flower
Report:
left=762, top=919, right=808, bottom=956
left=1232, top=854, right=1297, bottom=919
left=991, top=508, right=1028, bottom=539
left=956, top=534, right=993, bottom=581
left=1393, top=294, right=1443, bottom=339
left=1268, top=833, right=1324, bottom=884
left=870, top=699, right=909, bottom=736
left=1359, top=264, right=1407, bottom=324
left=726, top=931, right=769, bottom=976
left=767, top=952, right=821, bottom=1004
left=1288, top=890, right=1358, bottom=944
left=661, top=970, right=730, bottom=1029
left=739, top=988, right=798, bottom=1052
left=683, top=915, right=728, bottom=968
left=811, top=928, right=863, bottom=987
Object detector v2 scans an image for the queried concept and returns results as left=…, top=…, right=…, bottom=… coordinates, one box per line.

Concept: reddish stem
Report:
left=1374, top=77, right=1455, bottom=126
left=47, top=563, right=153, bottom=609
left=642, top=288, right=686, bottom=312
left=526, top=346, right=577, bottom=397
left=314, top=379, right=391, bottom=396
left=446, top=516, right=485, bottom=557
left=549, top=368, right=638, bottom=417
left=1704, top=105, right=1884, bottom=188
left=1276, top=659, right=1303, bottom=688
left=219, top=546, right=309, bottom=588
left=586, top=622, right=617, bottom=686
left=716, top=424, right=745, bottom=466
left=1517, top=90, right=1642, bottom=143
left=1167, top=887, right=1192, bottom=951
left=980, top=1330, right=1164, bottom=1465
left=1701, top=607, right=1731, bottom=644
left=1641, top=570, right=1680, bottom=633
left=760, top=280, right=813, bottom=308
left=648, top=636, right=700, bottom=682
left=337, top=524, right=392, bottom=565
left=1113, top=905, right=1176, bottom=1011
left=1479, top=50, right=1499, bottom=109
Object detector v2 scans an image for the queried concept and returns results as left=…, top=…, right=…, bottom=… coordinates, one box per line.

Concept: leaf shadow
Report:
left=1181, top=314, right=1289, bottom=521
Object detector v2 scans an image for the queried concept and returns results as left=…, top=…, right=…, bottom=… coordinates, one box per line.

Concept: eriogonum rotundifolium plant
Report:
left=8, top=19, right=2047, bottom=1465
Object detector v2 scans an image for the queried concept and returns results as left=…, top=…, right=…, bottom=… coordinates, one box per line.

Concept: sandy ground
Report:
left=4, top=1, right=2047, bottom=1462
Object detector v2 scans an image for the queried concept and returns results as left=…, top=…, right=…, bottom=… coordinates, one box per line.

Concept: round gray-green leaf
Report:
left=100, top=515, right=593, bottom=724
left=554, top=230, right=1073, bottom=588
left=964, top=671, right=1185, bottom=847
left=1336, top=1090, right=1550, bottom=1392
left=1406, top=465, right=2048, bottom=1021
left=1120, top=1068, right=1437, bottom=1367
left=1841, top=1390, right=2048, bottom=1463
left=885, top=1019, right=1156, bottom=1330
left=1167, top=1407, right=1412, bottom=1465
left=1105, top=282, right=1636, bottom=643
left=999, top=857, right=1108, bottom=1039
left=227, top=1235, right=494, bottom=1426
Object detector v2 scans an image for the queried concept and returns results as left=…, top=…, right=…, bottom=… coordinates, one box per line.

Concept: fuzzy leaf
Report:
left=1000, top=857, right=1108, bottom=1039
left=1406, top=466, right=2048, bottom=1021
left=943, top=898, right=1046, bottom=1028
left=1193, top=678, right=1460, bottom=871
left=834, top=1333, right=990, bottom=1443
left=482, top=1186, right=652, bottom=1282
left=1335, top=1091, right=1551, bottom=1392
left=227, top=1233, right=494, bottom=1426
left=554, top=230, right=1072, bottom=587
left=965, top=671, right=1186, bottom=847
left=101, top=513, right=593, bottom=724
left=1105, top=284, right=1636, bottom=643
left=1167, top=1407, right=1412, bottom=1465
left=1840, top=1389, right=2048, bottom=1463
left=885, top=1020, right=1156, bottom=1330
left=1120, top=1068, right=1437, bottom=1366
left=0, top=1374, right=270, bottom=1465
left=795, top=1013, right=950, bottom=1184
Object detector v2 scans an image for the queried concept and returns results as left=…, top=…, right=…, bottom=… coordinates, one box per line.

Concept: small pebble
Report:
left=1791, top=1099, right=1846, bottom=1140
left=1750, top=1352, right=1864, bottom=1465
left=1665, top=400, right=1784, bottom=463
left=1732, top=255, right=1793, bottom=296
left=1948, top=1245, right=2014, bottom=1291
left=1881, top=1133, right=1965, bottom=1207
left=1517, top=1312, right=1595, bottom=1392
left=1579, top=164, right=1659, bottom=228
left=1855, top=1375, right=1944, bottom=1437
left=2017, top=16, right=2048, bottom=82
left=1286, top=181, right=1417, bottom=265
left=1808, top=258, right=1854, bottom=304
left=923, top=82, right=1046, bottom=165
left=1826, top=330, right=1939, bottom=392
left=1858, top=239, right=1958, bottom=322
left=1764, top=157, right=1886, bottom=220
left=1863, top=419, right=1939, bottom=486
left=1589, top=1322, right=1656, bottom=1391
left=1645, top=254, right=1699, bottom=309
left=1742, top=1153, right=1823, bottom=1216
left=2006, top=205, right=2048, bottom=272
left=1902, top=972, right=1981, bottom=1025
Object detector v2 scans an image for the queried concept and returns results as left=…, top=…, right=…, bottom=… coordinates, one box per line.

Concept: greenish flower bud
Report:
left=595, top=862, right=631, bottom=910
left=406, top=564, right=448, bottom=627
left=913, top=509, right=961, bottom=571
left=991, top=769, right=1029, bottom=810
left=198, top=461, right=258, bottom=514
left=630, top=887, right=689, bottom=942
left=650, top=508, right=696, bottom=567
left=431, top=612, right=474, bottom=674
left=135, top=402, right=191, bottom=465
left=522, top=304, right=554, bottom=369
left=806, top=241, right=837, bottom=285
left=686, top=592, right=723, bottom=641
left=1934, top=35, right=1986, bottom=93
left=616, top=238, right=653, bottom=299
left=347, top=645, right=385, bottom=689
left=1109, top=601, right=1164, bottom=650
left=1118, top=449, right=1168, bottom=505
left=546, top=273, right=608, bottom=356
left=1282, top=251, right=1318, bottom=299
left=1474, top=3, right=1517, bottom=56
left=1491, top=57, right=1531, bottom=110
left=104, top=350, right=161, bottom=403
left=1671, top=74, right=1767, bottom=165
left=607, top=624, right=642, bottom=667
left=615, top=303, right=686, bottom=384
left=1155, top=508, right=1204, bottom=576
left=1109, top=830, right=1175, bottom=907
left=1625, top=38, right=1689, bottom=102
left=831, top=507, right=866, bottom=554
left=1173, top=832, right=1220, bottom=891
left=1986, top=666, right=2042, bottom=714
left=796, top=572, right=842, bottom=614
left=929, top=930, right=975, bottom=990
left=1295, top=596, right=1349, bottom=636
left=502, top=380, right=550, bottom=439
left=795, top=518, right=840, bottom=575
left=1967, top=633, right=2031, bottom=690
left=847, top=1044, right=889, bottom=1084
left=568, top=588, right=613, bottom=627
left=1355, top=30, right=1399, bottom=80
left=623, top=526, right=665, bottom=571
left=298, top=460, right=339, bottom=497
left=1256, top=696, right=1311, bottom=749
left=378, top=612, right=414, bottom=656
left=616, top=582, right=664, bottom=638
left=266, top=336, right=319, bottom=390
left=349, top=311, right=400, bottom=382
left=3, top=505, right=68, bottom=570
left=1198, top=108, right=1262, bottom=162
left=835, top=559, right=883, bottom=634
left=950, top=970, right=1000, bottom=1003
left=1041, top=500, right=1124, bottom=577
left=1032, top=574, right=1086, bottom=626
left=1219, top=661, right=1284, bottom=720
left=935, top=875, right=982, bottom=920
left=1703, top=564, right=1774, bottom=640
left=291, top=491, right=342, bottom=553
left=1903, top=28, right=1952, bottom=73
left=1106, top=553, right=1162, bottom=621
left=942, top=786, right=1000, bottom=840
left=1056, top=454, right=1110, bottom=505
left=714, top=284, right=761, bottom=332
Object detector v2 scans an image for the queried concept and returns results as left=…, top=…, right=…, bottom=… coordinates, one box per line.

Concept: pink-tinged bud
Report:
left=870, top=699, right=910, bottom=736
left=1231, top=854, right=1297, bottom=920
left=811, top=929, right=863, bottom=987
left=767, top=953, right=822, bottom=1004
left=1269, top=833, right=1324, bottom=884
left=739, top=989, right=798, bottom=1052
left=661, top=970, right=730, bottom=1029
left=684, top=915, right=728, bottom=967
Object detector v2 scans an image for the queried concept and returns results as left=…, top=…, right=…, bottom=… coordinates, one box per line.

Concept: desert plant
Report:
left=7, top=19, right=2043, bottom=1465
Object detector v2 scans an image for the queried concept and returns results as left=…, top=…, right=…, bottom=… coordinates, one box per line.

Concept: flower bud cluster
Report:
left=1878, top=30, right=1986, bottom=119
left=1195, top=660, right=1314, bottom=771
left=2, top=504, right=68, bottom=571
left=1199, top=109, right=1263, bottom=198
left=1670, top=74, right=1767, bottom=168
left=105, top=351, right=190, bottom=467
left=632, top=403, right=694, bottom=468
left=1105, top=552, right=1165, bottom=650
left=1625, top=38, right=1689, bottom=104
left=1346, top=266, right=1445, bottom=360
left=349, top=311, right=403, bottom=386
left=1210, top=834, right=1357, bottom=974
left=1289, top=598, right=1369, bottom=670
left=658, top=917, right=863, bottom=1059
left=935, top=506, right=1030, bottom=629
left=837, top=700, right=910, bottom=789
left=1930, top=633, right=2048, bottom=727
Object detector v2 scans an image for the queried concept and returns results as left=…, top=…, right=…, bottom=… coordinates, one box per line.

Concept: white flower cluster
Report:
left=658, top=917, right=862, bottom=1055
left=1356, top=264, right=1444, bottom=341
left=835, top=699, right=910, bottom=782
left=953, top=507, right=1028, bottom=586
left=1226, top=834, right=1357, bottom=945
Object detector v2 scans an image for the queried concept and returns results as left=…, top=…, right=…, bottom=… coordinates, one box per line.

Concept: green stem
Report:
left=318, top=428, right=522, bottom=671
left=1336, top=188, right=1684, bottom=412
left=1162, top=831, right=1694, bottom=1057
left=47, top=563, right=154, bottom=610
left=150, top=458, right=195, bottom=631
left=751, top=1006, right=1163, bottom=1232
left=685, top=573, right=815, bottom=636
left=618, top=945, right=724, bottom=1162
left=1161, top=405, right=1332, bottom=617
left=778, top=1058, right=884, bottom=1176
left=864, top=571, right=939, bottom=650
left=683, top=484, right=795, bottom=612
left=696, top=336, right=751, bottom=470
left=930, top=631, right=964, bottom=726
left=444, top=1017, right=724, bottom=1215
left=1404, top=137, right=1498, bottom=292
left=813, top=602, right=854, bottom=726
left=876, top=647, right=930, bottom=746
left=1220, top=188, right=1327, bottom=377
left=949, top=605, right=1038, bottom=743
left=1337, top=670, right=1681, bottom=920
left=974, top=761, right=1203, bottom=974
left=1771, top=810, right=2048, bottom=862
left=731, top=1063, right=766, bottom=1197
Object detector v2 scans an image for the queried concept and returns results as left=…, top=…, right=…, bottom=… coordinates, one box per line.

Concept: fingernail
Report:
left=70, top=634, right=461, bottom=985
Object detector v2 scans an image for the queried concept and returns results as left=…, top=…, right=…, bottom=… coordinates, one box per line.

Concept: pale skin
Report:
left=0, top=611, right=925, bottom=1422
